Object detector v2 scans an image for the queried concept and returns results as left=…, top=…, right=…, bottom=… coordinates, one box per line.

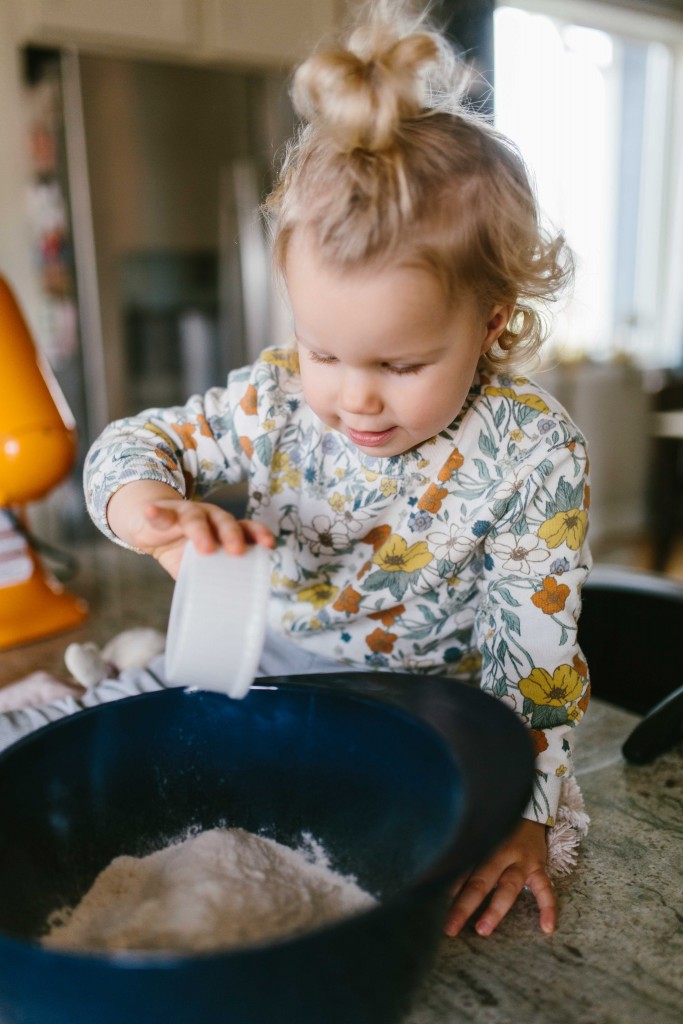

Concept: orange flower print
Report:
left=418, top=483, right=448, bottom=513
left=437, top=448, right=464, bottom=482
left=584, top=484, right=591, bottom=509
left=239, top=436, right=254, bottom=460
left=197, top=414, right=213, bottom=438
left=368, top=604, right=406, bottom=626
left=578, top=682, right=591, bottom=714
left=155, top=446, right=177, bottom=472
left=239, top=384, right=258, bottom=415
left=529, top=729, right=549, bottom=755
left=365, top=628, right=398, bottom=654
left=572, top=653, right=588, bottom=678
left=356, top=560, right=372, bottom=580
left=173, top=422, right=198, bottom=451
left=333, top=586, right=362, bottom=614
left=361, top=524, right=392, bottom=551
left=531, top=576, right=570, bottom=615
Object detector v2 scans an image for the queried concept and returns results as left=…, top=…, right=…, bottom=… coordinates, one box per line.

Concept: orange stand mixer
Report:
left=0, top=275, right=87, bottom=649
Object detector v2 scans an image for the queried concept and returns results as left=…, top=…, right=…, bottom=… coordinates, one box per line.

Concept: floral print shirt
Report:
left=85, top=346, right=592, bottom=825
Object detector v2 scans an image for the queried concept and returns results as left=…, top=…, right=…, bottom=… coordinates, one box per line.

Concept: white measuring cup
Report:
left=165, top=542, right=271, bottom=698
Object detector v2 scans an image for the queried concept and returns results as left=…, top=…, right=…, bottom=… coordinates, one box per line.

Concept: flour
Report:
left=42, top=827, right=376, bottom=953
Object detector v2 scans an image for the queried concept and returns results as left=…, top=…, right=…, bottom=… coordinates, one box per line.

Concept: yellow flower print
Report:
left=328, top=491, right=347, bottom=512
left=283, top=468, right=302, bottom=488
left=555, top=765, right=568, bottom=777
left=567, top=704, right=582, bottom=722
left=483, top=386, right=550, bottom=413
left=519, top=665, right=584, bottom=706
left=538, top=509, right=588, bottom=550
left=373, top=535, right=433, bottom=573
left=262, top=418, right=276, bottom=430
left=272, top=573, right=298, bottom=590
left=510, top=428, right=524, bottom=442
left=297, top=583, right=339, bottom=609
left=380, top=478, right=398, bottom=497
left=309, top=617, right=323, bottom=630
left=261, top=347, right=300, bottom=373
left=363, top=469, right=380, bottom=482
left=457, top=651, right=482, bottom=675
left=270, top=450, right=301, bottom=491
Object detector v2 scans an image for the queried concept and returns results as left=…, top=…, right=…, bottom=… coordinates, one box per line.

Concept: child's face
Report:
left=286, top=242, right=510, bottom=458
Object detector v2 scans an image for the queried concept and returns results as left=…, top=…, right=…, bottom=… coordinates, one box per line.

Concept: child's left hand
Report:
left=444, top=818, right=556, bottom=938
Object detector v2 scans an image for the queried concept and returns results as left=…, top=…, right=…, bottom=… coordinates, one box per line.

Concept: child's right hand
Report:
left=106, top=481, right=275, bottom=579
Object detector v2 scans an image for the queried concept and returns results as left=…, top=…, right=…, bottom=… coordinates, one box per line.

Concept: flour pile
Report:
left=42, top=827, right=376, bottom=953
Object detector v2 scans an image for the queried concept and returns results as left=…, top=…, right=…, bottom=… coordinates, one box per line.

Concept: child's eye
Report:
left=309, top=351, right=338, bottom=365
left=383, top=363, right=424, bottom=376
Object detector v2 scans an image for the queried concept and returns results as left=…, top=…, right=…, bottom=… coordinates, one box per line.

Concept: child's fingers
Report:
left=144, top=500, right=220, bottom=553
left=527, top=867, right=557, bottom=934
left=471, top=866, right=527, bottom=936
left=239, top=520, right=276, bottom=549
left=443, top=867, right=497, bottom=936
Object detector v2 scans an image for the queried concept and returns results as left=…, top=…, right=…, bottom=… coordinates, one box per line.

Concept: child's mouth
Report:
left=346, top=427, right=396, bottom=448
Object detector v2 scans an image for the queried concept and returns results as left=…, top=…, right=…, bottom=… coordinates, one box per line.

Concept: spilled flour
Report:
left=42, top=827, right=376, bottom=953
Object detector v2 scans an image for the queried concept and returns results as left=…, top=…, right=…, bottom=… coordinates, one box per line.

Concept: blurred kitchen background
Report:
left=0, top=0, right=682, bottom=588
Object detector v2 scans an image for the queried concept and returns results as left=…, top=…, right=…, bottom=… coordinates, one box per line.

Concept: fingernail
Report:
left=476, top=921, right=492, bottom=936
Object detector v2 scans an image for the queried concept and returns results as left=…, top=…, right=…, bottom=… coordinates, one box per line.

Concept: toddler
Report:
left=86, top=2, right=589, bottom=937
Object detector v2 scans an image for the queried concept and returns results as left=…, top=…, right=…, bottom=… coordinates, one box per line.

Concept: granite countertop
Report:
left=406, top=701, right=683, bottom=1024
left=2, top=543, right=682, bottom=1024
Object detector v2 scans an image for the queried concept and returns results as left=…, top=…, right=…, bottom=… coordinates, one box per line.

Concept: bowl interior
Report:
left=0, top=683, right=463, bottom=944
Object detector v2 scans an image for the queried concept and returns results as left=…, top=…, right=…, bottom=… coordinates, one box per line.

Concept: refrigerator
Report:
left=22, top=44, right=295, bottom=537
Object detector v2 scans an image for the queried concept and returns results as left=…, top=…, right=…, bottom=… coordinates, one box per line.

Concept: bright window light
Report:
left=493, top=4, right=678, bottom=366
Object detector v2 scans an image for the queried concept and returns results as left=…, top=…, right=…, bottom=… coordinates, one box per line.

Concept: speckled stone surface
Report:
left=2, top=543, right=681, bottom=1023
left=405, top=701, right=683, bottom=1024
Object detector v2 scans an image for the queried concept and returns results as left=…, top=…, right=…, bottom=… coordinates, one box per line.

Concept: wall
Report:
left=538, top=360, right=650, bottom=552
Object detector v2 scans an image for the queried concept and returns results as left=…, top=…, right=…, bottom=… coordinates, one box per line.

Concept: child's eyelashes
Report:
left=308, top=351, right=338, bottom=365
left=385, top=363, right=424, bottom=376
left=307, top=351, right=424, bottom=376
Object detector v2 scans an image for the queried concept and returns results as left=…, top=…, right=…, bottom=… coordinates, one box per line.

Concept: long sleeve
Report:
left=83, top=349, right=302, bottom=543
left=473, top=390, right=591, bottom=825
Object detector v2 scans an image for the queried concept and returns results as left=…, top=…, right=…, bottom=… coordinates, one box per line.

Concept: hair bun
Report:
left=292, top=27, right=441, bottom=153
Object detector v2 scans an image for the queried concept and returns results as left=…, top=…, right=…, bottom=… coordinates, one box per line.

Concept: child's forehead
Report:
left=288, top=254, right=451, bottom=326
left=286, top=236, right=465, bottom=308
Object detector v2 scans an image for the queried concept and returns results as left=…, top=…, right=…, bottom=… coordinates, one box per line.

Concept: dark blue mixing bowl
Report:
left=0, top=672, right=534, bottom=1024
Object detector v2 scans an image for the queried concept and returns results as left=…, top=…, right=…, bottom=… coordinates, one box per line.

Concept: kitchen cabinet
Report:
left=200, top=0, right=337, bottom=65
left=8, top=1, right=200, bottom=54
left=8, top=0, right=338, bottom=66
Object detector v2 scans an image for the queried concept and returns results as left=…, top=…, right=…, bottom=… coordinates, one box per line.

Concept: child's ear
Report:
left=481, top=304, right=514, bottom=354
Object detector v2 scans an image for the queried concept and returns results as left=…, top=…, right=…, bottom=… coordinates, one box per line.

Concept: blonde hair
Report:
left=264, top=1, right=573, bottom=368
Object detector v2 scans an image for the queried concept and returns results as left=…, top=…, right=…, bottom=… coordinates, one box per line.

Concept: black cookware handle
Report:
left=622, top=682, right=683, bottom=764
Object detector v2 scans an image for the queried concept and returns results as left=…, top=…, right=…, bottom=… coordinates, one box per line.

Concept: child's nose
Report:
left=339, top=369, right=383, bottom=416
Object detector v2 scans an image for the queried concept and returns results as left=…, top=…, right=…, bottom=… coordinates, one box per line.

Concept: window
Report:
left=494, top=2, right=683, bottom=366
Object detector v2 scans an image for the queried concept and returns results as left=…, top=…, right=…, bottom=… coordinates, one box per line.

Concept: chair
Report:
left=578, top=565, right=683, bottom=763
